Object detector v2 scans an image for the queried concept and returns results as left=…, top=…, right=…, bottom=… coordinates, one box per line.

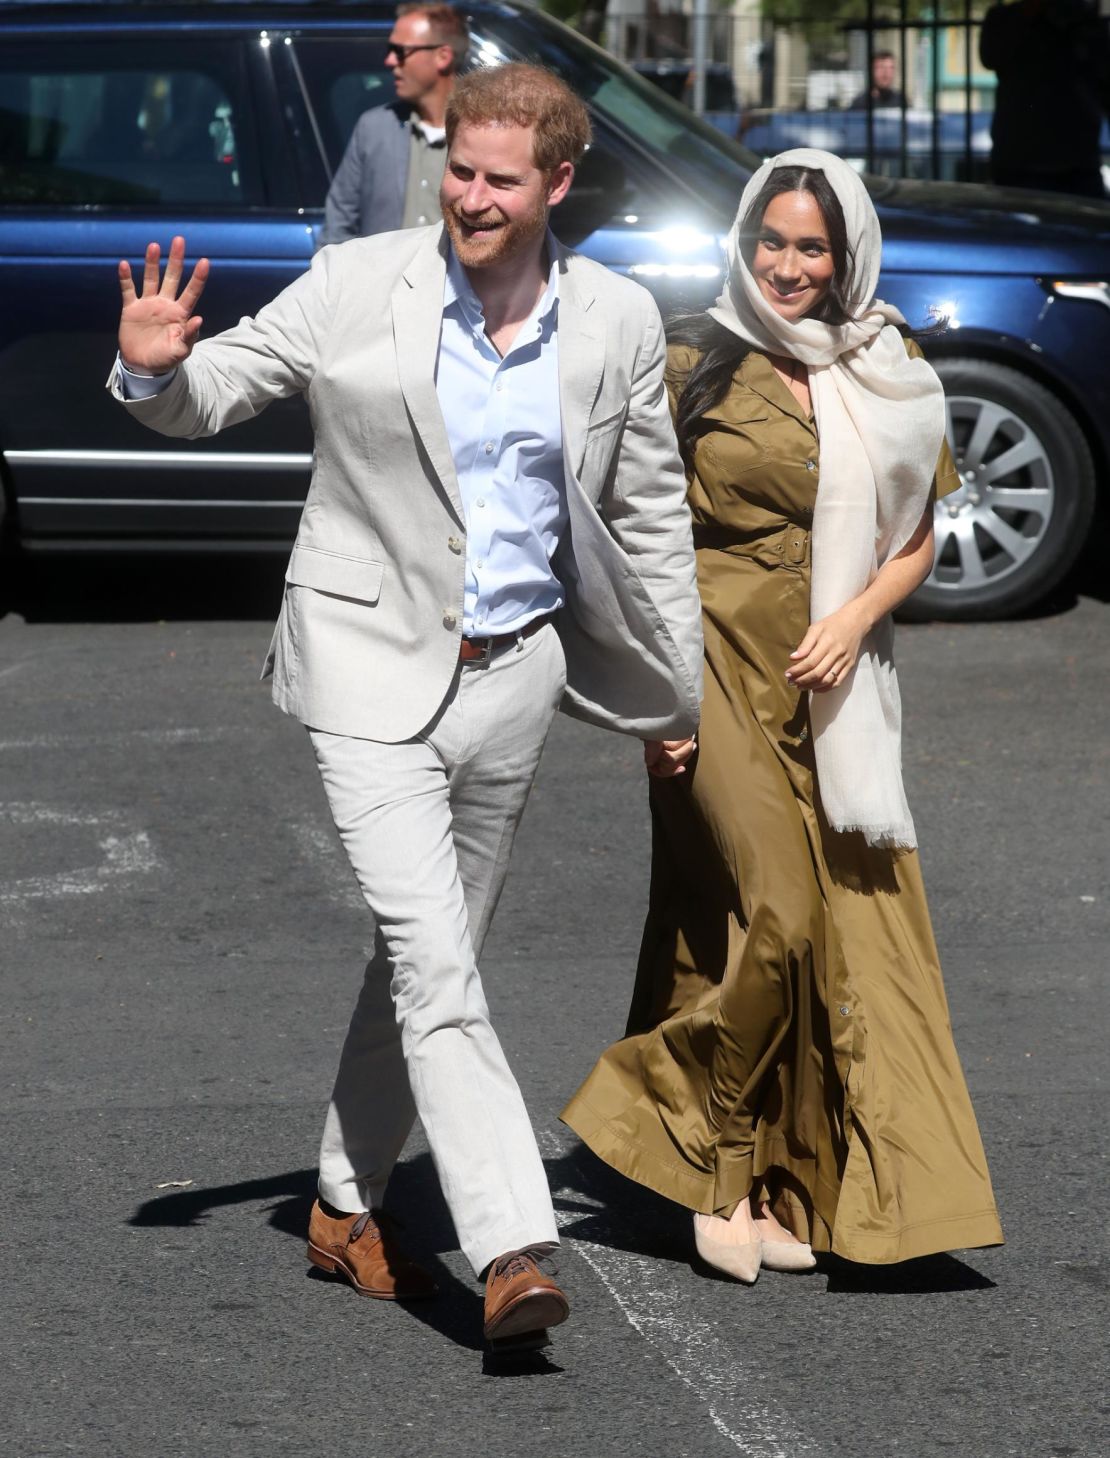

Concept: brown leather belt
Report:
left=459, top=613, right=554, bottom=665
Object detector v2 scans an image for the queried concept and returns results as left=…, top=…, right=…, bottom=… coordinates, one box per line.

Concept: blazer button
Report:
left=447, top=536, right=462, bottom=554
left=443, top=610, right=457, bottom=629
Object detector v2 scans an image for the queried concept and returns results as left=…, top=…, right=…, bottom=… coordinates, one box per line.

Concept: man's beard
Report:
left=441, top=190, right=549, bottom=269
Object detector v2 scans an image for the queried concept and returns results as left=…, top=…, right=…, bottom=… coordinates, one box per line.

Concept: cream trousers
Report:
left=309, top=623, right=566, bottom=1276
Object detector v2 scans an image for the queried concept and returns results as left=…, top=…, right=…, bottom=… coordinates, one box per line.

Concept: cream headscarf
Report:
left=708, top=147, right=945, bottom=849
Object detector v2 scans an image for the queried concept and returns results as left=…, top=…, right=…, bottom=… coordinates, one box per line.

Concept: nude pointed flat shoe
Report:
left=693, top=1213, right=762, bottom=1284
left=759, top=1236, right=817, bottom=1273
left=754, top=1202, right=817, bottom=1272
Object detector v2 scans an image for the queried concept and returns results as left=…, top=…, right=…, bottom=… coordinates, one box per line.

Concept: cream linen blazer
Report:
left=109, top=225, right=703, bottom=742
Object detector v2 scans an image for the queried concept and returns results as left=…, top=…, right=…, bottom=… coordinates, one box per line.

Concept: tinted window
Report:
left=288, top=32, right=673, bottom=226
left=479, top=10, right=757, bottom=220
left=0, top=42, right=260, bottom=206
left=288, top=37, right=393, bottom=171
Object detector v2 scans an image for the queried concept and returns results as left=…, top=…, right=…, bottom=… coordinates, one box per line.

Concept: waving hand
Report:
left=118, top=235, right=210, bottom=374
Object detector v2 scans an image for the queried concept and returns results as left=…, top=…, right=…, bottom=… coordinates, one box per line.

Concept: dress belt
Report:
left=459, top=612, right=554, bottom=664
left=692, top=522, right=811, bottom=567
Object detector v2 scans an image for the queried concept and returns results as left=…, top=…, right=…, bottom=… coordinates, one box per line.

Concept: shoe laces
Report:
left=492, top=1244, right=557, bottom=1281
left=347, top=1208, right=405, bottom=1246
left=347, top=1211, right=380, bottom=1245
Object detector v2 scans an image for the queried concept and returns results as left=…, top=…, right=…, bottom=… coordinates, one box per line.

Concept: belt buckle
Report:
left=466, top=636, right=494, bottom=667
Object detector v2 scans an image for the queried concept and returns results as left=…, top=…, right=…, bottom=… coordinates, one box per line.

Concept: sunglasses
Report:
left=384, top=41, right=443, bottom=63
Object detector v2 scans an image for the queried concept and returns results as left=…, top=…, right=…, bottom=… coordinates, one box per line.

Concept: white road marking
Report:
left=542, top=1130, right=819, bottom=1458
left=288, top=820, right=365, bottom=911
left=0, top=726, right=242, bottom=752
left=0, top=661, right=29, bottom=682
left=0, top=803, right=161, bottom=911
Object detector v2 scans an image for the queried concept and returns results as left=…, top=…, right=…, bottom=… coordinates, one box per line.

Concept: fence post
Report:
left=692, top=0, right=709, bottom=117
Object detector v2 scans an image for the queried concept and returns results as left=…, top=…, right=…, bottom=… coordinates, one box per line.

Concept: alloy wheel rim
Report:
left=927, top=395, right=1056, bottom=594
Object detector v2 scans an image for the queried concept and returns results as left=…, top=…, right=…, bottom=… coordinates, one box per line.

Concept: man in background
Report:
left=849, top=50, right=906, bottom=109
left=981, top=0, right=1110, bottom=198
left=320, top=3, right=468, bottom=243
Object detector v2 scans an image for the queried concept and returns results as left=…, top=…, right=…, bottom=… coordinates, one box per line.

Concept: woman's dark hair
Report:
left=666, top=166, right=854, bottom=467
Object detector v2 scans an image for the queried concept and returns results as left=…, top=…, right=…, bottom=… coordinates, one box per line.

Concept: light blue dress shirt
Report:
left=438, top=241, right=567, bottom=637
left=117, top=235, right=569, bottom=637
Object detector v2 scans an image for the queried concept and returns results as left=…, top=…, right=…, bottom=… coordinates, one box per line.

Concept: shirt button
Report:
left=805, top=460, right=816, bottom=471
left=476, top=558, right=485, bottom=568
left=495, top=383, right=503, bottom=392
left=443, top=610, right=457, bottom=629
left=476, top=498, right=485, bottom=508
left=447, top=535, right=462, bottom=554
left=421, top=178, right=428, bottom=188
left=484, top=441, right=494, bottom=454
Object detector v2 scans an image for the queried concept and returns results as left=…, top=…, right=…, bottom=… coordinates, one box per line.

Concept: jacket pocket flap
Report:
left=286, top=544, right=384, bottom=603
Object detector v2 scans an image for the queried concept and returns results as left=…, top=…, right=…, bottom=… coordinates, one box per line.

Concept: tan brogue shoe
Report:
left=483, top=1247, right=569, bottom=1342
left=306, top=1200, right=437, bottom=1300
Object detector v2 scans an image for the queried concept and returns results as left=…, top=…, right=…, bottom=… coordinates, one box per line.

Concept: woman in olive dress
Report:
left=562, top=148, right=1003, bottom=1281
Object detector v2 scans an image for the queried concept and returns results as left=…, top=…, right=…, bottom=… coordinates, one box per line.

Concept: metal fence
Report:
left=601, top=1, right=1110, bottom=184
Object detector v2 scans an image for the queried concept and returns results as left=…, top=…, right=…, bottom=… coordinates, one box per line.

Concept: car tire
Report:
left=902, top=357, right=1097, bottom=621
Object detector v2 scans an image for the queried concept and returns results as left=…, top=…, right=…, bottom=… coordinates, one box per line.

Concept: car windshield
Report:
left=475, top=7, right=758, bottom=221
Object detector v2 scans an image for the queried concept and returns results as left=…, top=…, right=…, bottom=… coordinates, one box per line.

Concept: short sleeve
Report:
left=664, top=343, right=699, bottom=422
left=933, top=431, right=961, bottom=499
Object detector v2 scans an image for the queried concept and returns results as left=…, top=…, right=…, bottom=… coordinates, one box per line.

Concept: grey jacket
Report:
left=320, top=102, right=411, bottom=245
left=108, top=226, right=703, bottom=744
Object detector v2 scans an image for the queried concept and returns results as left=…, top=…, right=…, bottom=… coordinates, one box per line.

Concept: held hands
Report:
left=786, top=601, right=869, bottom=693
left=118, top=235, right=210, bottom=374
left=644, top=737, right=698, bottom=778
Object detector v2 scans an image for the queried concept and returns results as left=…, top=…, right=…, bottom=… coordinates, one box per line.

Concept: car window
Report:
left=477, top=10, right=758, bottom=220
left=287, top=32, right=678, bottom=226
left=287, top=37, right=394, bottom=172
left=0, top=41, right=260, bottom=206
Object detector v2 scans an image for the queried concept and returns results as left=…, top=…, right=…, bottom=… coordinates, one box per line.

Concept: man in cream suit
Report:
left=110, top=63, right=701, bottom=1352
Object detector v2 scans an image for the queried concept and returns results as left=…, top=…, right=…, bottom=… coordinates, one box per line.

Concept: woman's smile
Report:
left=751, top=190, right=836, bottom=319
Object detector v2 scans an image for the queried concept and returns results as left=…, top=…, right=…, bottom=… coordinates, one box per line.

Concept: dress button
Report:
left=838, top=1005, right=850, bottom=1016
left=443, top=610, right=457, bottom=629
left=447, top=535, right=462, bottom=554
left=805, top=460, right=816, bottom=471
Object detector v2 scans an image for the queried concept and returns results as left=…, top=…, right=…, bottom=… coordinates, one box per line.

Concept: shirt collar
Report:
left=411, top=117, right=447, bottom=145
left=444, top=231, right=561, bottom=331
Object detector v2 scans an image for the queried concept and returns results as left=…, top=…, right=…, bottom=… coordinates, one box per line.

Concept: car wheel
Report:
left=902, top=357, right=1097, bottom=621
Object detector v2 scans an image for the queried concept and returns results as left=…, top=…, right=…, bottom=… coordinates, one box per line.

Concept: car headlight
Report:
left=1045, top=280, right=1110, bottom=310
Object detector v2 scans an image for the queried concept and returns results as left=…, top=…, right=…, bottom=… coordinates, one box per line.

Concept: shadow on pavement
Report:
left=1, top=549, right=287, bottom=624
left=820, top=1252, right=996, bottom=1293
left=126, top=1157, right=565, bottom=1366
left=549, top=1142, right=997, bottom=1295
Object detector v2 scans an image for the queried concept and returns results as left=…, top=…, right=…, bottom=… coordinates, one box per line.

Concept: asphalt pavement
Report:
left=1, top=546, right=1107, bottom=1458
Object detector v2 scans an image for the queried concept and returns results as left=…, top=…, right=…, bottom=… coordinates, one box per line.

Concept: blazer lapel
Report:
left=556, top=245, right=606, bottom=483
left=391, top=227, right=466, bottom=524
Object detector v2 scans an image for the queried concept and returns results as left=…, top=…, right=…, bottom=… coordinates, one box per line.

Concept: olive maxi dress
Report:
left=562, top=343, right=1004, bottom=1264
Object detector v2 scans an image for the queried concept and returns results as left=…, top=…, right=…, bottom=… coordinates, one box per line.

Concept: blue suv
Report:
left=2, top=0, right=1108, bottom=618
